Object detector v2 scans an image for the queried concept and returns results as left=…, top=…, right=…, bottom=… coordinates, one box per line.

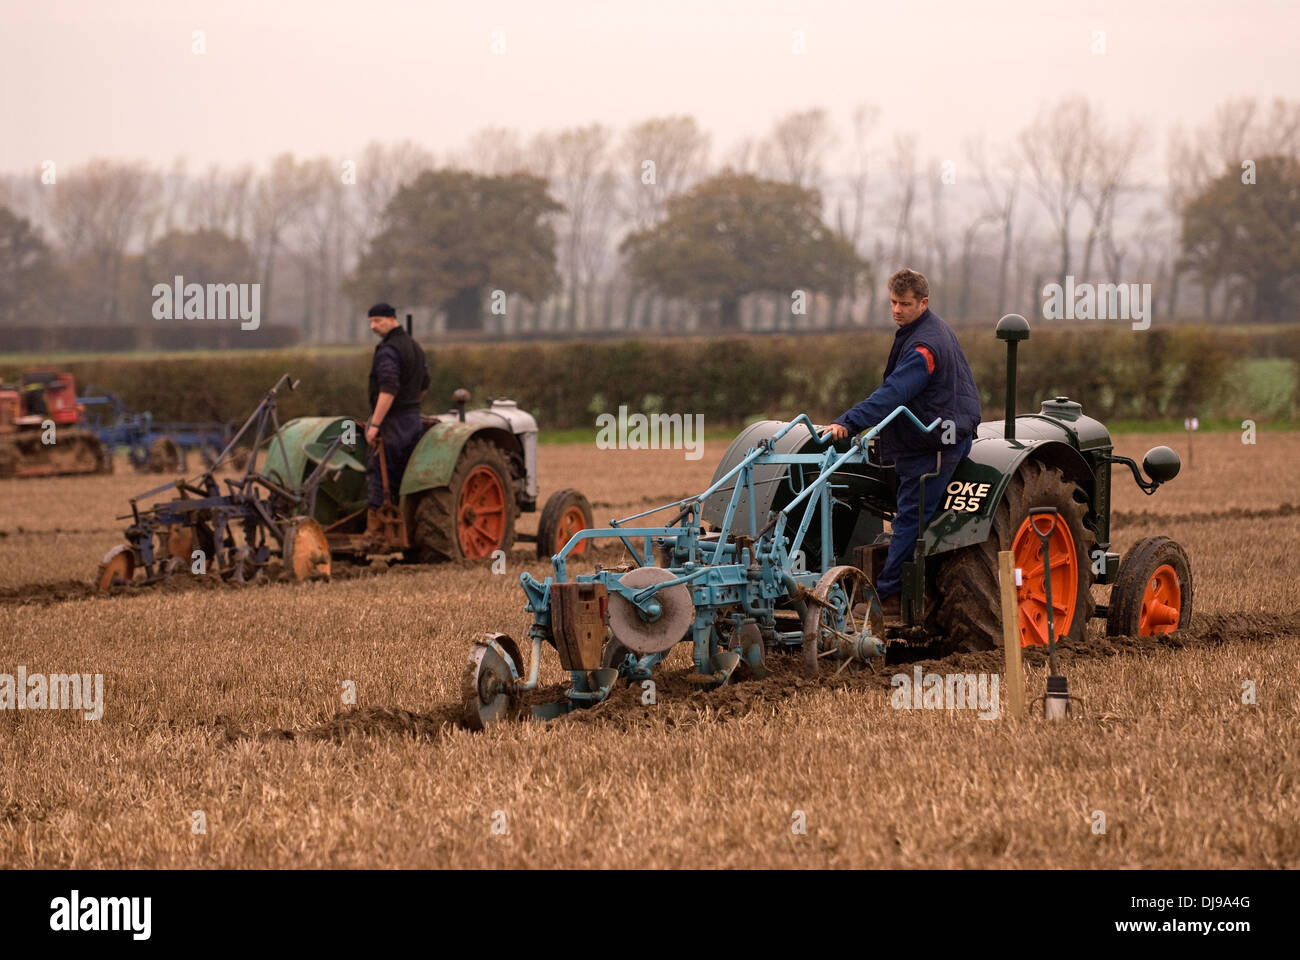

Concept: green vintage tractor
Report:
left=263, top=390, right=592, bottom=563
left=701, top=313, right=1193, bottom=650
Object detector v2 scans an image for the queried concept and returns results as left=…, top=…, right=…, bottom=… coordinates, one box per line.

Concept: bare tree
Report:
left=618, top=115, right=711, bottom=231
left=1080, top=122, right=1141, bottom=279
left=758, top=108, right=837, bottom=191
left=251, top=154, right=320, bottom=325
left=721, top=137, right=759, bottom=175
left=954, top=210, right=996, bottom=320
left=925, top=160, right=951, bottom=292
left=48, top=158, right=159, bottom=323
left=533, top=124, right=617, bottom=329
left=187, top=163, right=254, bottom=241
left=840, top=104, right=879, bottom=254
left=457, top=127, right=528, bottom=176
left=888, top=133, right=919, bottom=266
left=1019, top=97, right=1097, bottom=286
left=353, top=140, right=436, bottom=243
left=968, top=135, right=1022, bottom=313
left=286, top=157, right=354, bottom=342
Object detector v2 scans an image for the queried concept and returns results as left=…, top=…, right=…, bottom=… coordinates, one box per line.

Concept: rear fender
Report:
left=398, top=422, right=524, bottom=521
left=921, top=438, right=1094, bottom=556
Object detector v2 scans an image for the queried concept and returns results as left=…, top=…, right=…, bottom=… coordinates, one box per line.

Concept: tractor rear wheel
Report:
left=931, top=460, right=1097, bottom=652
left=409, top=438, right=518, bottom=562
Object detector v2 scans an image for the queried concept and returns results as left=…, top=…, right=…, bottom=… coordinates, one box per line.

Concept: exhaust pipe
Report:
left=996, top=314, right=1030, bottom=441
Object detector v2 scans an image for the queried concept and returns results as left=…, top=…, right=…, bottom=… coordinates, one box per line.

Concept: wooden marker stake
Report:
left=999, top=550, right=1025, bottom=719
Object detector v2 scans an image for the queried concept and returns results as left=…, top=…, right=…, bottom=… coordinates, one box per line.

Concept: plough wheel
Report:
left=96, top=544, right=135, bottom=593
left=537, top=489, right=593, bottom=558
left=163, top=524, right=194, bottom=560
left=802, top=565, right=883, bottom=677
left=462, top=637, right=522, bottom=730
left=282, top=517, right=331, bottom=581
left=148, top=436, right=184, bottom=473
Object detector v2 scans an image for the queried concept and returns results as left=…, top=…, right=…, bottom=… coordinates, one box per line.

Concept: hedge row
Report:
left=3, top=325, right=1296, bottom=429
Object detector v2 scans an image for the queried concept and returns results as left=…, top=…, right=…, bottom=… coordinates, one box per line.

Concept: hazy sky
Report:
left=2, top=0, right=1296, bottom=176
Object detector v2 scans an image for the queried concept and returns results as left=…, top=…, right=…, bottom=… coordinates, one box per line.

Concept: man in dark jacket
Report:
left=828, top=269, right=981, bottom=617
left=363, top=303, right=430, bottom=541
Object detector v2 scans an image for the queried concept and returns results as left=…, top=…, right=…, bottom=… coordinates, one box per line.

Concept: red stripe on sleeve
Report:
left=915, top=345, right=935, bottom=374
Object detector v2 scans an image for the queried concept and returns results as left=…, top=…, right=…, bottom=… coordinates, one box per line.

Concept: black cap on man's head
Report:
left=367, top=302, right=397, bottom=319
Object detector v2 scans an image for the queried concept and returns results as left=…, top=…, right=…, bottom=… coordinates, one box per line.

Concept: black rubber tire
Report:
left=1106, top=536, right=1193, bottom=636
left=409, top=438, right=519, bottom=563
left=536, top=488, right=594, bottom=558
left=147, top=437, right=182, bottom=473
left=930, top=460, right=1097, bottom=652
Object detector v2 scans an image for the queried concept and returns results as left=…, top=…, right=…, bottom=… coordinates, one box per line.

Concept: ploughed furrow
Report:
left=1112, top=503, right=1298, bottom=526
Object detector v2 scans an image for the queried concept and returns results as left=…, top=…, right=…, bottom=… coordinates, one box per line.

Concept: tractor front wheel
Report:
left=536, top=488, right=593, bottom=558
left=409, top=438, right=518, bottom=562
left=931, top=460, right=1097, bottom=651
left=1106, top=536, right=1193, bottom=636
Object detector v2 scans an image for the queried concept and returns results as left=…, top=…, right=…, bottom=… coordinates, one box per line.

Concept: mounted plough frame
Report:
left=95, top=374, right=345, bottom=592
left=462, top=406, right=940, bottom=729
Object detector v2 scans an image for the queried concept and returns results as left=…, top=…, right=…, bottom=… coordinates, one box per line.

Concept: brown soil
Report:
left=1112, top=503, right=1298, bottom=526
left=459, top=609, right=1300, bottom=735
left=221, top=705, right=463, bottom=745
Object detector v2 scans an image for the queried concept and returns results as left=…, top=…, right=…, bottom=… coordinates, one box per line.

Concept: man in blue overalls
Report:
left=828, top=269, right=981, bottom=618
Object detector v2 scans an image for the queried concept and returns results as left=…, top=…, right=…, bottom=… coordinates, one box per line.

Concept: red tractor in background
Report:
left=0, top=371, right=110, bottom=478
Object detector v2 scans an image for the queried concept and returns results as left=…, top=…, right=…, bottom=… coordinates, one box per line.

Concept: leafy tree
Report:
left=348, top=169, right=562, bottom=330
left=1179, top=155, right=1300, bottom=321
left=146, top=228, right=254, bottom=281
left=620, top=171, right=865, bottom=328
left=0, top=205, right=55, bottom=322
left=123, top=227, right=255, bottom=322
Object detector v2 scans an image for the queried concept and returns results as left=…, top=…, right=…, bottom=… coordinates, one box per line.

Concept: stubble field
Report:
left=1, top=430, right=1297, bottom=868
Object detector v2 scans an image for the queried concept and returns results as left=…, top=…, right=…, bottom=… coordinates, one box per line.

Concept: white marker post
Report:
left=1184, top=416, right=1198, bottom=469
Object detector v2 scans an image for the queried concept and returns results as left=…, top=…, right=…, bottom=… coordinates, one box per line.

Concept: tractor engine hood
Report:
left=432, top=399, right=537, bottom=438
left=979, top=397, right=1113, bottom=452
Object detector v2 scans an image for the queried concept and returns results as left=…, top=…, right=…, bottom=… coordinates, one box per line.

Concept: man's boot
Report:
left=362, top=507, right=386, bottom=551
left=879, top=593, right=902, bottom=621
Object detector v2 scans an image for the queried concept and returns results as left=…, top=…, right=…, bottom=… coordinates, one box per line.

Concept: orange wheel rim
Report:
left=291, top=520, right=332, bottom=580
left=97, top=548, right=134, bottom=592
left=458, top=466, right=507, bottom=559
left=1012, top=516, right=1078, bottom=647
left=165, top=524, right=194, bottom=560
left=558, top=505, right=588, bottom=556
left=1139, top=563, right=1181, bottom=635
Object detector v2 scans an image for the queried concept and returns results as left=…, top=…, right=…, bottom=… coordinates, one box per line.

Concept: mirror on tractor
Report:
left=1143, top=445, right=1181, bottom=485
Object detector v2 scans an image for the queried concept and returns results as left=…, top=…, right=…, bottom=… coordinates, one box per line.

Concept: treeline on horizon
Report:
left=1, top=96, right=1298, bottom=348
